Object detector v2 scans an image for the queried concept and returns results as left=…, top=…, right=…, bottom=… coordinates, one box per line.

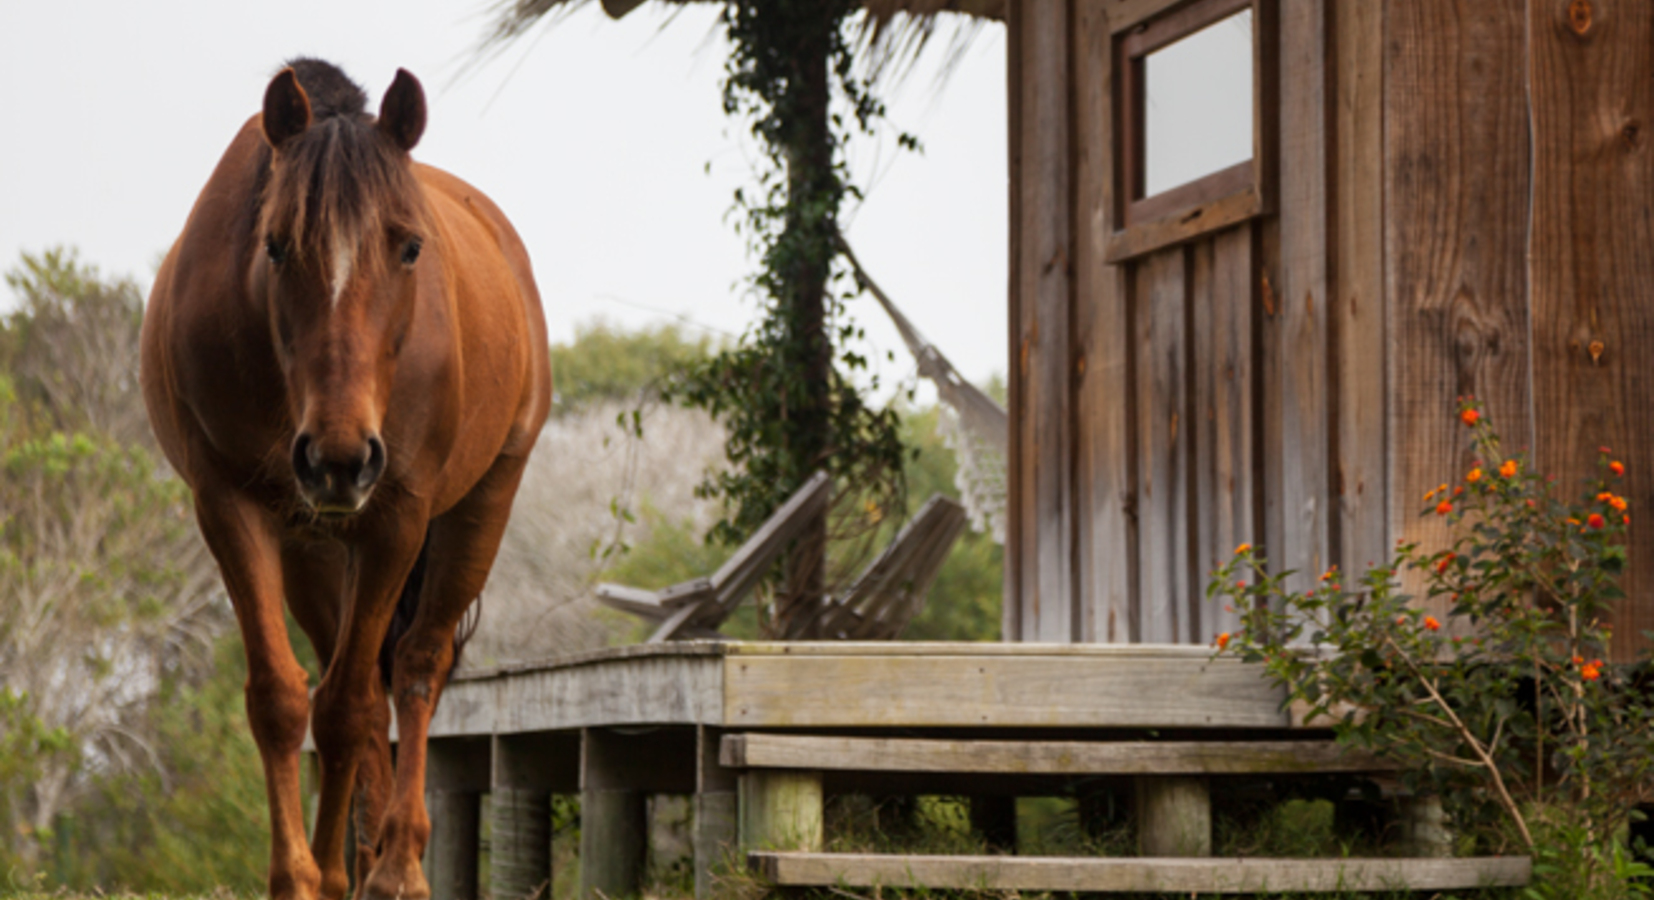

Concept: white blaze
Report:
left=330, top=236, right=355, bottom=307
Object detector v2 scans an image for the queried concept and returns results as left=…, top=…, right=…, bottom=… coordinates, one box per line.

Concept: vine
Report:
left=662, top=0, right=916, bottom=636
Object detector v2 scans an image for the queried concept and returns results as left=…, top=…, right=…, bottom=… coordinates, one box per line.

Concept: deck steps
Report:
left=748, top=851, right=1532, bottom=894
left=721, top=734, right=1399, bottom=775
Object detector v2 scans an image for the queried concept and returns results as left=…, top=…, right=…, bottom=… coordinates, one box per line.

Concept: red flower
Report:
left=1610, top=460, right=1625, bottom=477
left=1587, top=513, right=1606, bottom=530
left=1461, top=408, right=1481, bottom=426
left=1423, top=616, right=1441, bottom=632
left=1436, top=500, right=1453, bottom=515
left=1436, top=553, right=1456, bottom=574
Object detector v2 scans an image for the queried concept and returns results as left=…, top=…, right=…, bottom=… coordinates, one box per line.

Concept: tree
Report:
left=0, top=249, right=223, bottom=872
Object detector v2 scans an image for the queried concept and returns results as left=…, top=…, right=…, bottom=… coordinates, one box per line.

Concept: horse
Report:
left=141, top=59, right=551, bottom=900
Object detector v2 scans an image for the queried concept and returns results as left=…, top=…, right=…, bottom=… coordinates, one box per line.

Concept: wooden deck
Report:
left=425, top=639, right=1292, bottom=736
left=310, top=641, right=1510, bottom=898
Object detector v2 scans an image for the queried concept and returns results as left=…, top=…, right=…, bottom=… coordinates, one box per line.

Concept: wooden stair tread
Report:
left=749, top=851, right=1531, bottom=893
left=721, top=733, right=1398, bottom=775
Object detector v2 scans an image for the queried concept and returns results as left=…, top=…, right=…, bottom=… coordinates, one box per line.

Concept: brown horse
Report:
left=141, top=59, right=551, bottom=900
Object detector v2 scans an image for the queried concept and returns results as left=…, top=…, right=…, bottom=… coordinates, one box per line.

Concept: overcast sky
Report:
left=0, top=1, right=1008, bottom=393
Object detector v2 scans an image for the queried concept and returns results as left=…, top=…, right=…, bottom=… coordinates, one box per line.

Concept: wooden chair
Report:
left=595, top=470, right=832, bottom=643
left=788, top=494, right=967, bottom=640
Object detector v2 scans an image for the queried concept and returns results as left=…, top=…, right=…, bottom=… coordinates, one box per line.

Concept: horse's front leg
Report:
left=366, top=454, right=533, bottom=900
left=194, top=488, right=320, bottom=900
left=306, top=511, right=428, bottom=900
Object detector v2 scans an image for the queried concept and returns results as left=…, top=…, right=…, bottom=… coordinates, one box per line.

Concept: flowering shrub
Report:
left=1210, top=400, right=1654, bottom=893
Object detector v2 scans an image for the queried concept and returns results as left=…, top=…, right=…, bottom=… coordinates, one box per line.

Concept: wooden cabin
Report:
left=1003, top=0, right=1654, bottom=661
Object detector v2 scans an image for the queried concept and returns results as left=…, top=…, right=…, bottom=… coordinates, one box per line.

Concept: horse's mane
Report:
left=259, top=59, right=423, bottom=271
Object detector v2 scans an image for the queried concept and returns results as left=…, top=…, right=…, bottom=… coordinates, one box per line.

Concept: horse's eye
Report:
left=401, top=238, right=422, bottom=266
left=265, top=237, right=287, bottom=267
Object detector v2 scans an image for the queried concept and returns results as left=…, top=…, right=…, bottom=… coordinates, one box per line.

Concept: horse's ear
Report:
left=262, top=68, right=312, bottom=150
left=378, top=69, right=426, bottom=153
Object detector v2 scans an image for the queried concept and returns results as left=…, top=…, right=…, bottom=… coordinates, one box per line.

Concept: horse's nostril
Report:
left=359, top=435, right=387, bottom=489
left=292, top=433, right=321, bottom=486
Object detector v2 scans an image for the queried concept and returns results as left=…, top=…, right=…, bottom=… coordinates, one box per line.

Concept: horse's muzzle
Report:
left=292, top=432, right=386, bottom=514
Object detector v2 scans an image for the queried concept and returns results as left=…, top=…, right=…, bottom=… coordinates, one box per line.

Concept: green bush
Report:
left=1212, top=399, right=1654, bottom=898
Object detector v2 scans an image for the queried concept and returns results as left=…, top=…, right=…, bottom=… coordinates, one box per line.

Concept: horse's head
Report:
left=257, top=62, right=429, bottom=516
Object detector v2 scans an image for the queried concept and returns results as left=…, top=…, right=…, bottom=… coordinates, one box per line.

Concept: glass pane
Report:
left=1143, top=9, right=1254, bottom=197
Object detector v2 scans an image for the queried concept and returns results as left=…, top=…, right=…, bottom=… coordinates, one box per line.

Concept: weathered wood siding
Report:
left=1008, top=0, right=1651, bottom=659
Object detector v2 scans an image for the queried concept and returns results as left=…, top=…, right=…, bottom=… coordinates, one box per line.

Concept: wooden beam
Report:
left=1103, top=186, right=1262, bottom=263
left=719, top=734, right=1396, bottom=775
left=749, top=852, right=1532, bottom=893
left=423, top=790, right=480, bottom=900
left=720, top=651, right=1288, bottom=728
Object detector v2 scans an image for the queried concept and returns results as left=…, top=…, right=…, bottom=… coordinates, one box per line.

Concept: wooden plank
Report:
left=1002, top=0, right=1024, bottom=642
left=1136, top=776, right=1211, bottom=856
left=1106, top=0, right=1207, bottom=35
left=1119, top=0, right=1251, bottom=58
left=1013, top=0, right=1076, bottom=642
left=694, top=726, right=737, bottom=900
left=751, top=852, right=1532, bottom=893
left=1104, top=186, right=1262, bottom=263
left=1386, top=0, right=1532, bottom=620
left=1192, top=227, right=1256, bottom=643
left=1528, top=0, right=1654, bottom=661
left=1073, top=0, right=1135, bottom=644
left=1134, top=245, right=1191, bottom=643
left=1129, top=160, right=1253, bottom=226
left=1330, top=0, right=1387, bottom=578
left=722, top=653, right=1287, bottom=728
left=720, top=735, right=1396, bottom=775
left=491, top=655, right=723, bottom=734
left=1271, top=0, right=1330, bottom=595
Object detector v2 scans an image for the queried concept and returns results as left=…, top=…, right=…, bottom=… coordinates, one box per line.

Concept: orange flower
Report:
left=1436, top=500, right=1453, bottom=515
left=1467, top=467, right=1483, bottom=483
left=1610, top=460, right=1625, bottom=477
left=1215, top=632, right=1231, bottom=650
left=1453, top=485, right=1464, bottom=497
left=1610, top=496, right=1628, bottom=512
left=1423, top=489, right=1437, bottom=503
left=1460, top=408, right=1480, bottom=426
left=1587, top=513, right=1606, bottom=530
left=1423, top=616, right=1441, bottom=632
left=1436, top=553, right=1456, bottom=574
left=1597, top=492, right=1614, bottom=503
left=1234, top=543, right=1252, bottom=555
left=1581, top=663, right=1601, bottom=682
left=1437, top=483, right=1449, bottom=494
left=1572, top=655, right=1584, bottom=664
left=1499, top=459, right=1518, bottom=478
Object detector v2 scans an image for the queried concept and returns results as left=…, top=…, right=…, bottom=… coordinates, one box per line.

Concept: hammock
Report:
left=839, top=236, right=1008, bottom=544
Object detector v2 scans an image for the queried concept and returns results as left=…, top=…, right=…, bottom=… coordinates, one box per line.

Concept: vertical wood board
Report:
left=1073, top=0, right=1136, bottom=643
left=1134, top=246, right=1191, bottom=643
left=1385, top=0, right=1533, bottom=618
left=1527, top=0, right=1654, bottom=659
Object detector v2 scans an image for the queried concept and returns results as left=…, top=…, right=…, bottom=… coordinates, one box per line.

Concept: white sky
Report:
left=0, top=1, right=1009, bottom=393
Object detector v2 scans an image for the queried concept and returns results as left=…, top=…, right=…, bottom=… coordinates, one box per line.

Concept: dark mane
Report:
left=259, top=59, right=423, bottom=267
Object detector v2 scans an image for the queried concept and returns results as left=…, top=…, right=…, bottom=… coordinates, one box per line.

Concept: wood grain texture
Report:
left=1012, top=0, right=1077, bottom=642
left=1136, top=776, right=1211, bottom=856
left=1191, top=227, right=1256, bottom=643
left=1073, top=0, right=1135, bottom=644
left=720, top=734, right=1395, bottom=775
left=1330, top=0, right=1388, bottom=578
left=750, top=852, right=1532, bottom=892
left=1134, top=246, right=1191, bottom=643
left=424, top=790, right=481, bottom=900
left=1002, top=0, right=1024, bottom=643
left=1385, top=0, right=1532, bottom=619
left=1528, top=0, right=1654, bottom=660
left=492, top=654, right=723, bottom=734
left=721, top=653, right=1288, bottom=728
left=579, top=789, right=645, bottom=900
left=738, top=770, right=823, bottom=852
left=1271, top=0, right=1330, bottom=594
left=489, top=788, right=551, bottom=900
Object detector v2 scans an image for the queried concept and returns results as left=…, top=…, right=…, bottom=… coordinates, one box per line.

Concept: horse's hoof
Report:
left=359, top=858, right=431, bottom=900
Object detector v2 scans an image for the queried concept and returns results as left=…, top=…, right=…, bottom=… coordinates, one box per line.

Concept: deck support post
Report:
left=1136, top=776, right=1211, bottom=856
left=425, top=738, right=490, bottom=900
left=739, top=770, right=823, bottom=851
left=695, top=726, right=739, bottom=899
left=491, top=733, right=576, bottom=900
left=1401, top=793, right=1452, bottom=858
left=580, top=728, right=656, bottom=900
